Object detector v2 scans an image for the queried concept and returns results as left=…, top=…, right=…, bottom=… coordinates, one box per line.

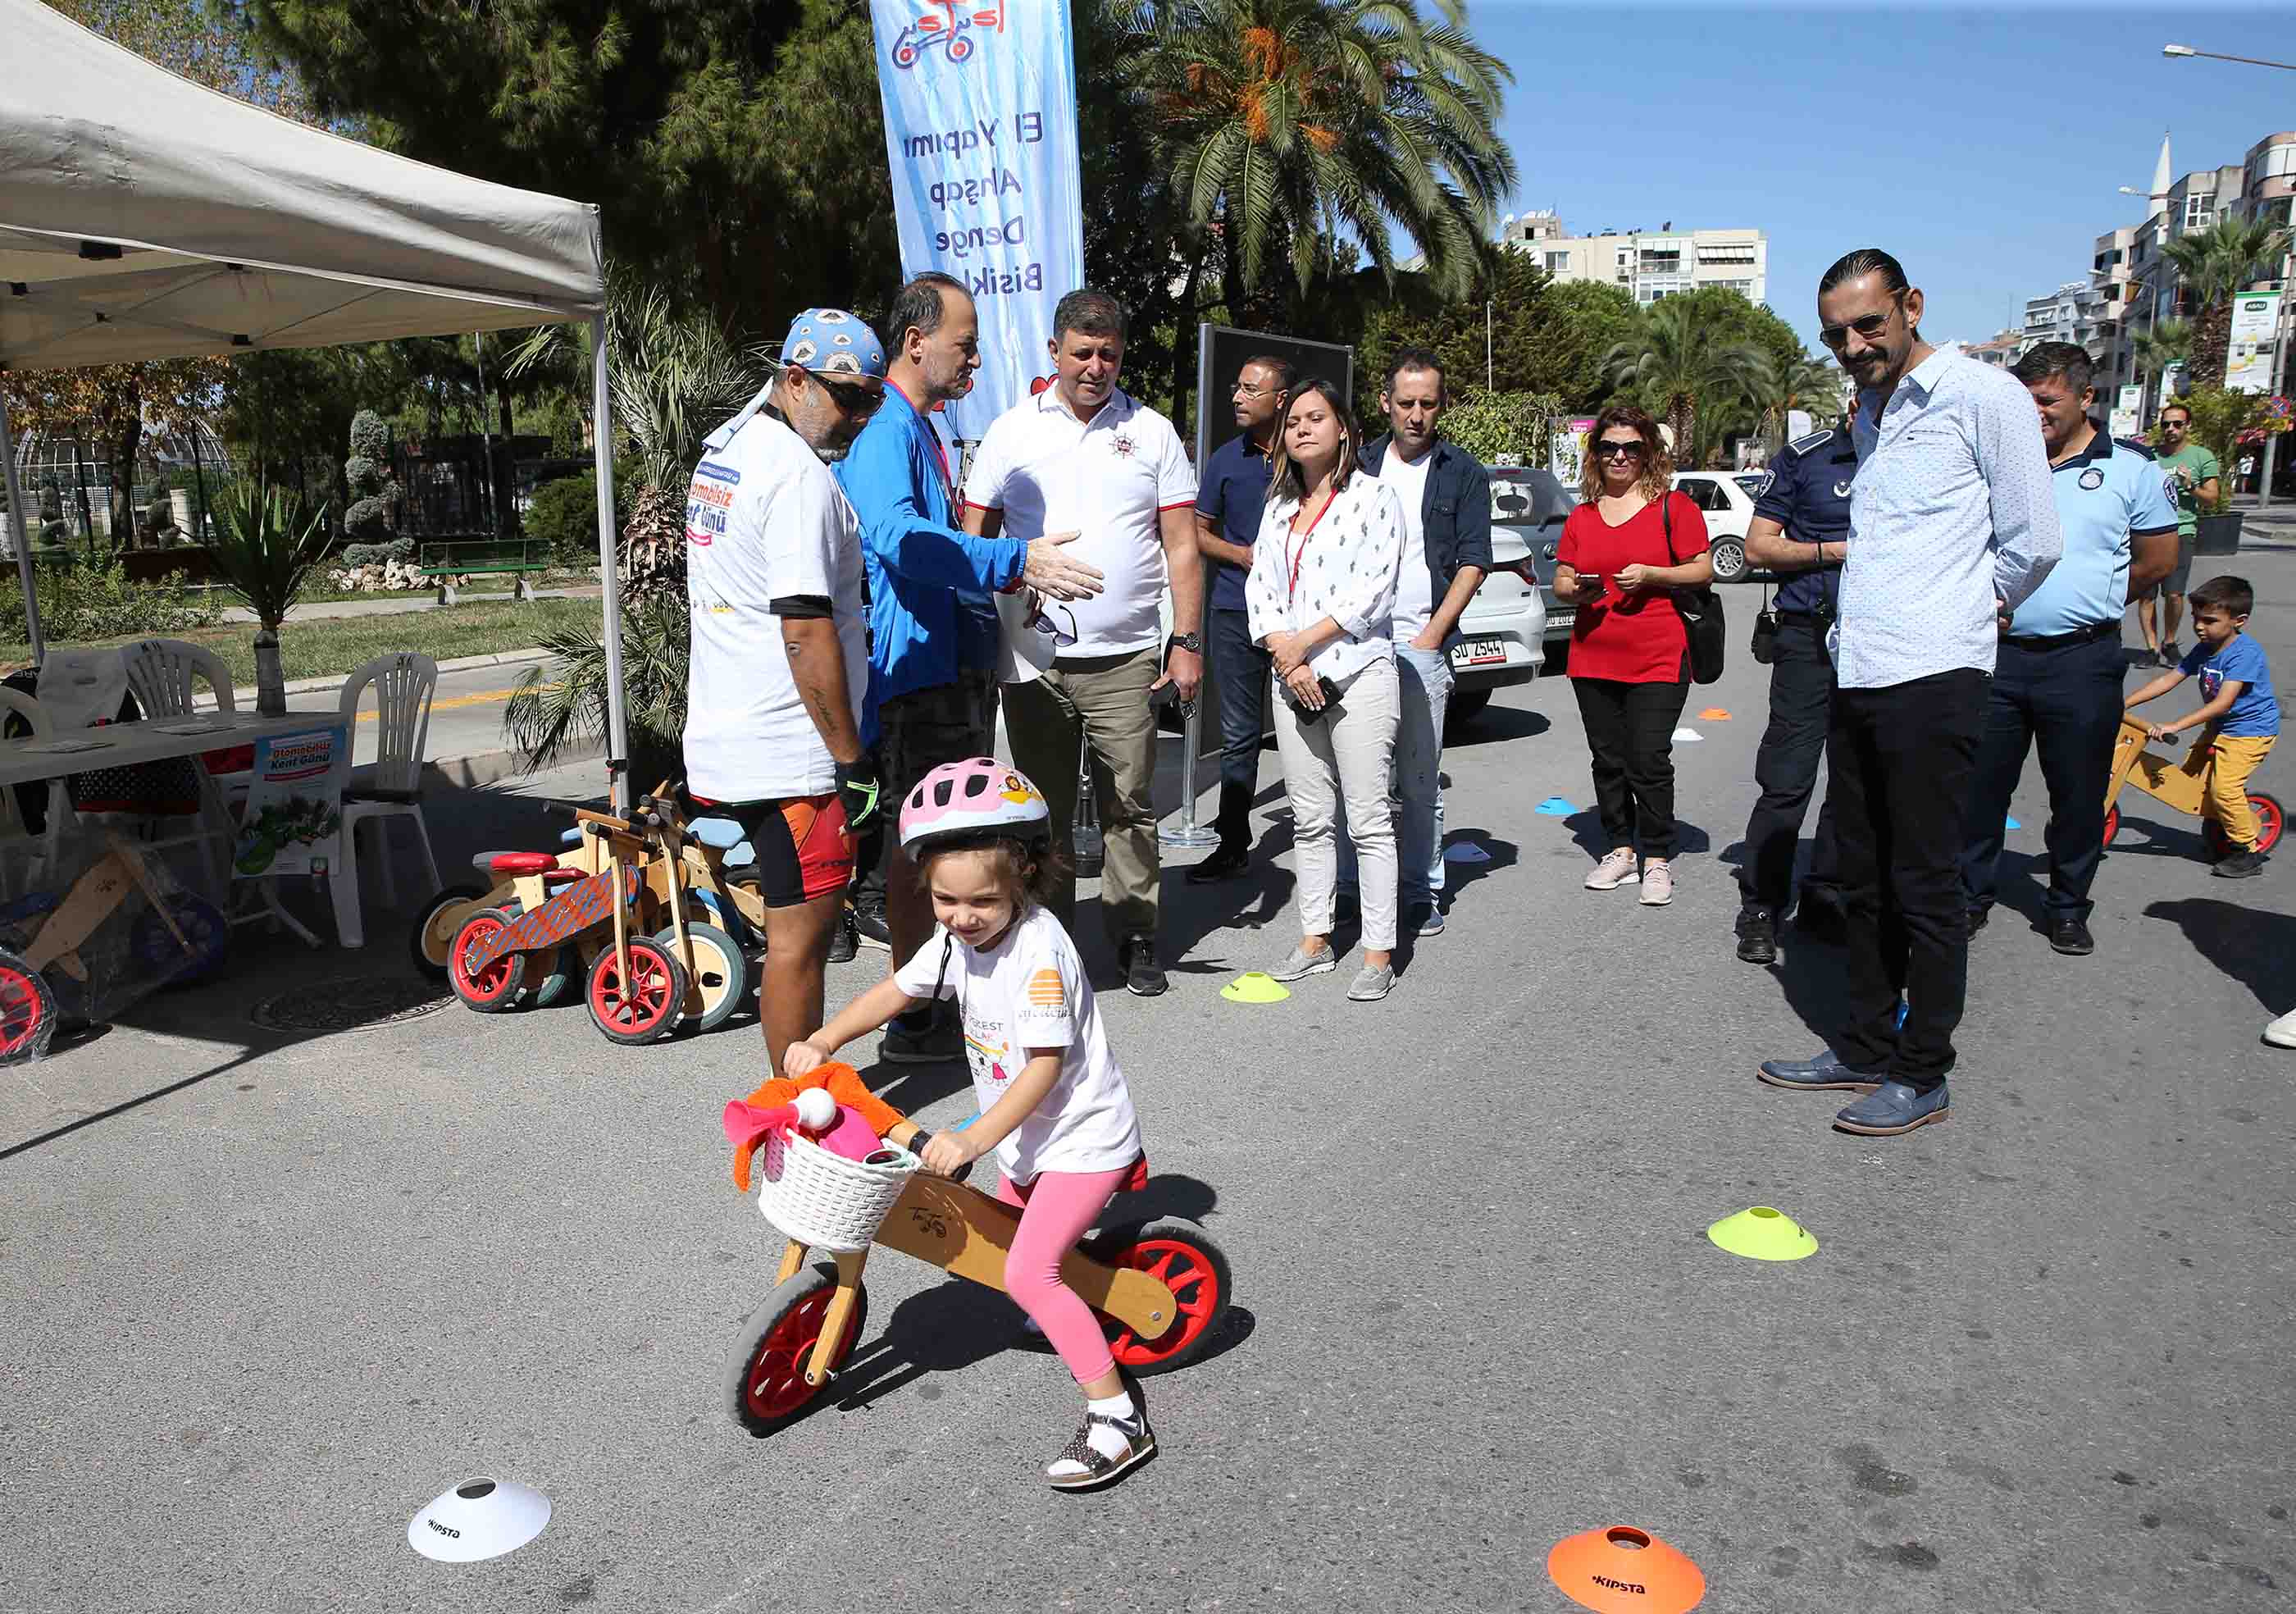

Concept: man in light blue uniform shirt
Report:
left=1961, top=342, right=2178, bottom=955
left=1759, top=248, right=2061, bottom=1139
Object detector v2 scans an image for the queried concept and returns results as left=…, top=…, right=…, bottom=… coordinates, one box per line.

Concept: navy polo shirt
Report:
left=1196, top=432, right=1274, bottom=613
left=2011, top=422, right=2177, bottom=636
left=1755, top=426, right=1855, bottom=615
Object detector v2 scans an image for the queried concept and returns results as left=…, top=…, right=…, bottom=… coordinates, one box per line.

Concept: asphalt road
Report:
left=4, top=546, right=2293, bottom=1613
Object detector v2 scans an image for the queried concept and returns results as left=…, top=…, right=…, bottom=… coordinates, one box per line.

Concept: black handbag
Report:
left=1660, top=491, right=1727, bottom=685
left=1750, top=582, right=1779, bottom=665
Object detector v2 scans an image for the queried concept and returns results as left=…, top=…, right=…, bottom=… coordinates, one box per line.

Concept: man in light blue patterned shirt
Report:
left=1760, top=248, right=2060, bottom=1139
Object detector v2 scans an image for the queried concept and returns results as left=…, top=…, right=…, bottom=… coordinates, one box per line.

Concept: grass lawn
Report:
left=0, top=597, right=598, bottom=688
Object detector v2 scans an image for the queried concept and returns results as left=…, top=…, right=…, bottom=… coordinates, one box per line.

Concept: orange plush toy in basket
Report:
left=716, top=1062, right=1235, bottom=1438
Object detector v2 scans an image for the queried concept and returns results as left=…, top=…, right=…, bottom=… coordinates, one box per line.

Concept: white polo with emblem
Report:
left=963, top=386, right=1196, bottom=658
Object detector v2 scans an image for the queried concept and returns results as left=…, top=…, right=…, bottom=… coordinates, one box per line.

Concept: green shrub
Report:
left=0, top=559, right=221, bottom=644
left=342, top=536, right=415, bottom=566
left=526, top=471, right=630, bottom=564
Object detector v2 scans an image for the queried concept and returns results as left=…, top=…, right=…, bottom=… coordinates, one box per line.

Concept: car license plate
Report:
left=1549, top=608, right=1575, bottom=631
left=1451, top=637, right=1507, bottom=668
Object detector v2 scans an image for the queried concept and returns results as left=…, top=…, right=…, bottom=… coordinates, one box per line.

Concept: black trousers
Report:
left=1737, top=619, right=1842, bottom=913
left=1572, top=675, right=1691, bottom=860
left=1961, top=631, right=2124, bottom=922
left=1829, top=668, right=1988, bottom=1092
left=1208, top=607, right=1272, bottom=850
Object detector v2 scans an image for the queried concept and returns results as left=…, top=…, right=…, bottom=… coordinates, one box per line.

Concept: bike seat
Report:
left=490, top=851, right=558, bottom=877
left=540, top=866, right=583, bottom=886
left=689, top=816, right=756, bottom=865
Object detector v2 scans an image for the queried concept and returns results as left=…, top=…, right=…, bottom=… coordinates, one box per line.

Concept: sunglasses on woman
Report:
left=1595, top=441, right=1648, bottom=460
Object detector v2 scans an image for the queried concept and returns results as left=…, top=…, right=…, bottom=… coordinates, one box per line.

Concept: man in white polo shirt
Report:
left=683, top=308, right=886, bottom=1073
left=962, top=288, right=1202, bottom=996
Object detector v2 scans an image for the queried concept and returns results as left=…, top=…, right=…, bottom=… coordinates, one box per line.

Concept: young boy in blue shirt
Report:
left=2125, top=573, right=2279, bottom=878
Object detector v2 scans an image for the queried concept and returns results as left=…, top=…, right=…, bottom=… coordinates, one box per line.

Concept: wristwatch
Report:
left=1166, top=632, right=1203, bottom=657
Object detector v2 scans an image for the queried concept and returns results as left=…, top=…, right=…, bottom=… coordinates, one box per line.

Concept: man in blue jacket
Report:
left=1351, top=348, right=1492, bottom=936
left=836, top=271, right=1102, bottom=1060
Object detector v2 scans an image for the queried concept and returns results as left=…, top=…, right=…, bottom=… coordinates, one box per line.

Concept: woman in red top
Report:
left=1556, top=403, right=1712, bottom=906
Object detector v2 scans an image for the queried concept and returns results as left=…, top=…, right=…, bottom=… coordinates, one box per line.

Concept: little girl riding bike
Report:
left=784, top=758, right=1157, bottom=1491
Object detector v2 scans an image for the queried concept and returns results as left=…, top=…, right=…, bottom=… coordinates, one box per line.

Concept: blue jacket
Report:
left=1356, top=433, right=1493, bottom=618
left=835, top=385, right=1024, bottom=741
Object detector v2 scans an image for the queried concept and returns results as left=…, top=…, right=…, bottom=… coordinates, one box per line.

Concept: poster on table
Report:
left=1193, top=325, right=1355, bottom=465
left=871, top=0, right=1086, bottom=445
left=233, top=725, right=348, bottom=878
left=2225, top=290, right=2282, bottom=396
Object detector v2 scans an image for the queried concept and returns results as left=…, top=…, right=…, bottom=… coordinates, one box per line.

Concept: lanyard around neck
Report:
left=1286, top=486, right=1338, bottom=602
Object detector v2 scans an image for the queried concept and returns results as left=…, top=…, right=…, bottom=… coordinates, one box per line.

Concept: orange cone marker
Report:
left=1697, top=707, right=1731, bottom=721
left=1547, top=1526, right=1706, bottom=1614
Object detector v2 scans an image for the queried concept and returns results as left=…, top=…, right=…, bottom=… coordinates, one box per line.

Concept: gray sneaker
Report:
left=1269, top=942, right=1337, bottom=983
left=1346, top=964, right=1395, bottom=1001
left=1411, top=902, right=1446, bottom=937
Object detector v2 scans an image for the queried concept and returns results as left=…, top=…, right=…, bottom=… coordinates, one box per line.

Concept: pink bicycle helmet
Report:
left=899, top=758, right=1051, bottom=851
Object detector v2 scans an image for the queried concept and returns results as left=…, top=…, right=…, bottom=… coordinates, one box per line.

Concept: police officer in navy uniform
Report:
left=1733, top=422, right=1856, bottom=964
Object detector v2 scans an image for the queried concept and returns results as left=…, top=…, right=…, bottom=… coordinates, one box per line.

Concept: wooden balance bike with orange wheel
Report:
left=721, top=1065, right=1232, bottom=1436
left=2102, top=714, right=2284, bottom=856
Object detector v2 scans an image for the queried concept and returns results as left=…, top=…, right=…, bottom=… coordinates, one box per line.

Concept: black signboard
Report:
left=1194, top=323, right=1355, bottom=465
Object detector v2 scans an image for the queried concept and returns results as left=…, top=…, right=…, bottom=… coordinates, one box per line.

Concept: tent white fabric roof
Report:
left=0, top=0, right=631, bottom=799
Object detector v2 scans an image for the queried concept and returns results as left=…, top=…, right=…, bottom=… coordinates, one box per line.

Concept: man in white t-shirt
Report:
left=1345, top=348, right=1492, bottom=937
left=962, top=289, right=1202, bottom=996
left=682, top=308, right=888, bottom=1072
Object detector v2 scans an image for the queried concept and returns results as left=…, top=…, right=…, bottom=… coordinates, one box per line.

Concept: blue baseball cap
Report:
left=778, top=308, right=886, bottom=382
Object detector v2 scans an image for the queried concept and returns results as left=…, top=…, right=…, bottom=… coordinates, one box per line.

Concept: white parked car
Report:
left=1446, top=504, right=1548, bottom=722
left=1671, top=470, right=1770, bottom=583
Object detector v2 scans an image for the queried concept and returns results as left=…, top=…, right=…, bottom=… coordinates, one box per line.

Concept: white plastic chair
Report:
left=333, top=652, right=442, bottom=946
left=0, top=686, right=75, bottom=897
left=57, top=641, right=235, bottom=894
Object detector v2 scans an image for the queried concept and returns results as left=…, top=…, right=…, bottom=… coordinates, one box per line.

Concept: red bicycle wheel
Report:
left=2253, top=793, right=2284, bottom=855
left=1090, top=1217, right=1232, bottom=1376
left=723, top=1265, right=869, bottom=1434
left=0, top=952, right=56, bottom=1065
left=2102, top=805, right=2120, bottom=847
left=448, top=908, right=526, bottom=1012
left=585, top=937, right=689, bottom=1045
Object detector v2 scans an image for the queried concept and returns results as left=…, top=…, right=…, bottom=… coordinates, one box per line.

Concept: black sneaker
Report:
left=2049, top=917, right=2094, bottom=955
left=1793, top=891, right=1845, bottom=943
left=1186, top=845, right=1250, bottom=884
left=1735, top=907, right=1778, bottom=964
left=851, top=891, right=891, bottom=951
left=1966, top=905, right=1990, bottom=937
left=827, top=904, right=859, bottom=964
left=2214, top=849, right=2268, bottom=879
left=1121, top=938, right=1168, bottom=996
left=2160, top=641, right=2182, bottom=670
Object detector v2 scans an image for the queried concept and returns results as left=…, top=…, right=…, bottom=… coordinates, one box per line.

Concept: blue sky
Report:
left=1474, top=6, right=2294, bottom=352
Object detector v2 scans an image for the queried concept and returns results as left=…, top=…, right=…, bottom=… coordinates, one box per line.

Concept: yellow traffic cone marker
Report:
left=1706, top=1205, right=1817, bottom=1261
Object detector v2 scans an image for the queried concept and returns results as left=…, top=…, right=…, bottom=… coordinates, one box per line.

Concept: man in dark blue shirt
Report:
left=1734, top=423, right=1855, bottom=964
left=1187, top=353, right=1295, bottom=882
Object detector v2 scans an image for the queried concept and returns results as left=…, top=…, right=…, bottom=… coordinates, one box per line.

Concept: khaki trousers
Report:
left=1004, top=648, right=1162, bottom=948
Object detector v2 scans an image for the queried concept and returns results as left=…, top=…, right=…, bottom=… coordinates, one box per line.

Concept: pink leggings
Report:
left=997, top=1165, right=1132, bottom=1386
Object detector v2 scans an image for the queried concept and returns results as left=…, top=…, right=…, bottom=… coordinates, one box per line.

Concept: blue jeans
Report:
left=1207, top=608, right=1270, bottom=851
left=1338, top=640, right=1451, bottom=908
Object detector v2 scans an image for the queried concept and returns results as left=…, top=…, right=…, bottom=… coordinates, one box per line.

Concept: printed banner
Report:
left=234, top=725, right=348, bottom=878
left=2111, top=384, right=2143, bottom=440
left=2226, top=290, right=2282, bottom=396
left=872, top=0, right=1086, bottom=443
left=1551, top=418, right=1597, bottom=492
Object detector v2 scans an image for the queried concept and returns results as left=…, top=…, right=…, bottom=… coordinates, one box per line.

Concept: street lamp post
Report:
left=2162, top=42, right=2296, bottom=71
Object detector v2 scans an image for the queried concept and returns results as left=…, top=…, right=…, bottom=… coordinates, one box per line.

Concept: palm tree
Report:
left=2131, top=317, right=2192, bottom=402
left=1603, top=299, right=1774, bottom=466
left=2162, top=215, right=2294, bottom=385
left=1117, top=0, right=1517, bottom=305
left=1746, top=351, right=1843, bottom=455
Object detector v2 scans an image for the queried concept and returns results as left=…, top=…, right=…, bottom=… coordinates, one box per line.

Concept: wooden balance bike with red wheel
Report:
left=722, top=1065, right=1233, bottom=1436
left=2102, top=714, right=2284, bottom=857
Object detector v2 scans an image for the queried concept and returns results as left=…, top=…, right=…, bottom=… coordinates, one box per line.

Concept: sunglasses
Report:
left=1028, top=601, right=1079, bottom=647
left=812, top=373, right=886, bottom=418
left=1595, top=441, right=1648, bottom=459
left=1818, top=297, right=1903, bottom=351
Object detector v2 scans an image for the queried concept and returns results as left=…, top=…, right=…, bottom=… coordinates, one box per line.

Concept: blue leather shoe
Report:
left=1756, top=1048, right=1884, bottom=1092
left=1834, top=1079, right=1950, bottom=1136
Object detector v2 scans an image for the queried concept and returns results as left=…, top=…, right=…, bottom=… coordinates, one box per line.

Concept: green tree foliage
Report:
left=2132, top=317, right=2192, bottom=393
left=1604, top=296, right=1775, bottom=469
left=2162, top=215, right=2294, bottom=385
left=246, top=0, right=895, bottom=337
left=1432, top=389, right=1565, bottom=467
left=1355, top=254, right=1643, bottom=417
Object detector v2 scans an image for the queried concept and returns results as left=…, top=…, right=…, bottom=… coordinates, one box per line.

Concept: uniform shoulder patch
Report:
left=2113, top=435, right=2157, bottom=461
left=1787, top=428, right=1834, bottom=455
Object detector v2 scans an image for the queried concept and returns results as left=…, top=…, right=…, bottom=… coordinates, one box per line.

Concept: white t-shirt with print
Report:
left=893, top=905, right=1142, bottom=1183
left=963, top=386, right=1196, bottom=658
left=681, top=408, right=866, bottom=800
left=1380, top=445, right=1434, bottom=638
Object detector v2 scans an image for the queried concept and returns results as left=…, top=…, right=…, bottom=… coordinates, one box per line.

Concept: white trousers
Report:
left=1274, top=655, right=1401, bottom=950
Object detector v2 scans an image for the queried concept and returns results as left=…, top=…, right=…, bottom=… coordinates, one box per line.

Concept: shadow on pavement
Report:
left=1448, top=704, right=1551, bottom=748
left=1564, top=810, right=1712, bottom=861
left=2143, top=896, right=2296, bottom=1014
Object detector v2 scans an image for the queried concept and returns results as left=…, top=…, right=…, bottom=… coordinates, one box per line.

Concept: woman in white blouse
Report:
left=1245, top=380, right=1407, bottom=1001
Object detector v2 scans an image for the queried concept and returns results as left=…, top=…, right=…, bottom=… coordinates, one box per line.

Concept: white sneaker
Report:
left=1584, top=847, right=1639, bottom=891
left=1639, top=861, right=1674, bottom=905
left=2266, top=1008, right=2296, bottom=1048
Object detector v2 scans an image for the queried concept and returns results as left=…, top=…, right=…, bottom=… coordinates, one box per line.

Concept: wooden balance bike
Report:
left=723, top=1078, right=1232, bottom=1436
left=2103, top=714, right=2284, bottom=855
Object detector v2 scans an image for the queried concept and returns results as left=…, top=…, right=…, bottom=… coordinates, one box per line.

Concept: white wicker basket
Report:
left=757, top=1128, right=919, bottom=1252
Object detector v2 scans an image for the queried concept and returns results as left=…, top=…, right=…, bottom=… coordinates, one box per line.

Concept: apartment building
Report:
left=2020, top=280, right=2117, bottom=358
left=1499, top=212, right=1767, bottom=306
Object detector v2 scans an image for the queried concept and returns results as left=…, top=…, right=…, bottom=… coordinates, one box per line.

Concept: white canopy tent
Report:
left=0, top=0, right=633, bottom=802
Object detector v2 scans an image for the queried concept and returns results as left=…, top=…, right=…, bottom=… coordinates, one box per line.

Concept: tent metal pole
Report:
left=0, top=395, right=43, bottom=665
left=590, top=311, right=631, bottom=814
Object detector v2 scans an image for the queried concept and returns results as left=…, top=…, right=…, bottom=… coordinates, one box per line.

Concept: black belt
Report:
left=1773, top=609, right=1832, bottom=627
left=2001, top=620, right=2118, bottom=651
